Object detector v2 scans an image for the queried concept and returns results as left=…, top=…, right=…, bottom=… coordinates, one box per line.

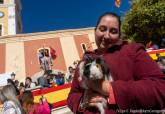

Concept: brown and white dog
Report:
left=78, top=55, right=113, bottom=114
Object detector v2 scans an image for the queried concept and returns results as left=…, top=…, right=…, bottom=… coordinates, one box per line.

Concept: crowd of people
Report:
left=156, top=53, right=165, bottom=74
left=0, top=64, right=77, bottom=114
left=0, top=60, right=77, bottom=114
left=8, top=67, right=75, bottom=91
left=145, top=37, right=165, bottom=51
left=0, top=84, right=51, bottom=114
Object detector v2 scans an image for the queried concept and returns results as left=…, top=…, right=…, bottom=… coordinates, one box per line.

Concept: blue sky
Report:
left=21, top=0, right=131, bottom=33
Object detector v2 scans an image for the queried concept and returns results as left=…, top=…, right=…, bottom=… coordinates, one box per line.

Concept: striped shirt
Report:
left=2, top=101, right=21, bottom=114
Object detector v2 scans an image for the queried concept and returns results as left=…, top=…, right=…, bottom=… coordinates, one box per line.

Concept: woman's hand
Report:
left=86, top=77, right=111, bottom=96
left=82, top=89, right=106, bottom=108
left=88, top=96, right=107, bottom=107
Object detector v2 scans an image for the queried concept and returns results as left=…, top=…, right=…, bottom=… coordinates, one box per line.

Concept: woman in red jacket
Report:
left=67, top=12, right=165, bottom=114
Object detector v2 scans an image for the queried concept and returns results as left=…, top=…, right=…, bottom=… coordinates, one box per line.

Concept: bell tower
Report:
left=0, top=0, right=22, bottom=36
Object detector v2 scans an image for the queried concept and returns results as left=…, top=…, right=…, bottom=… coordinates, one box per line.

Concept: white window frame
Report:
left=37, top=47, right=51, bottom=64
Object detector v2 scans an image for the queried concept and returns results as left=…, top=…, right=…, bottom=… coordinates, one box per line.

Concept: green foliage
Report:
left=0, top=0, right=3, bottom=3
left=121, top=0, right=165, bottom=45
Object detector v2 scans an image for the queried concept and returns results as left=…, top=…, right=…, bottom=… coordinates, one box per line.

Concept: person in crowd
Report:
left=7, top=72, right=20, bottom=95
left=19, top=91, right=51, bottom=114
left=18, top=82, right=25, bottom=97
left=54, top=72, right=65, bottom=86
left=73, top=60, right=79, bottom=69
left=0, top=84, right=24, bottom=114
left=25, top=77, right=36, bottom=89
left=65, top=66, right=75, bottom=83
left=11, top=72, right=16, bottom=82
left=38, top=72, right=50, bottom=88
left=146, top=41, right=159, bottom=51
left=156, top=53, right=165, bottom=63
left=156, top=53, right=165, bottom=73
left=67, top=12, right=165, bottom=114
left=46, top=74, right=56, bottom=86
left=7, top=79, right=20, bottom=95
left=14, top=80, right=19, bottom=88
left=160, top=37, right=165, bottom=49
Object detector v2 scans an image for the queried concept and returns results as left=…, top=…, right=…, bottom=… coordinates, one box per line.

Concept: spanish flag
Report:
left=115, top=0, right=121, bottom=8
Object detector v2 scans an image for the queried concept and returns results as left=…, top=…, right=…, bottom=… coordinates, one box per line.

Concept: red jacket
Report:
left=67, top=42, right=165, bottom=114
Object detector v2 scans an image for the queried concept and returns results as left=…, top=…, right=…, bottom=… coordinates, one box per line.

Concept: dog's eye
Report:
left=96, top=64, right=99, bottom=68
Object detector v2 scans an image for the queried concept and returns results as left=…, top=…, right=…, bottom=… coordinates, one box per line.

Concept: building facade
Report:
left=0, top=0, right=22, bottom=36
left=0, top=28, right=96, bottom=82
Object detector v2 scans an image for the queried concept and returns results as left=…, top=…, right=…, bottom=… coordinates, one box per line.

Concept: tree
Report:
left=121, top=0, right=165, bottom=46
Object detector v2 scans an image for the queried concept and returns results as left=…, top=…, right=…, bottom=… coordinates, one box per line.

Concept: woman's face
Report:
left=25, top=79, right=31, bottom=85
left=95, top=15, right=120, bottom=51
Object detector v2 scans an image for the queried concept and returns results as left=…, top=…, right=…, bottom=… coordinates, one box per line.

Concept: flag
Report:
left=50, top=46, right=56, bottom=59
left=115, top=0, right=121, bottom=8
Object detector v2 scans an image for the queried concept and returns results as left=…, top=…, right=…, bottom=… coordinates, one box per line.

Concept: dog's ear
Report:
left=83, top=62, right=92, bottom=79
left=84, top=54, right=94, bottom=63
left=96, top=57, right=110, bottom=75
left=102, top=61, right=109, bottom=75
left=96, top=57, right=102, bottom=64
left=101, top=60, right=109, bottom=75
left=78, top=61, right=85, bottom=81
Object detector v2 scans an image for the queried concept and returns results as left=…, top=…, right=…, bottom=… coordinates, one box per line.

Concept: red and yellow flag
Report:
left=115, top=0, right=121, bottom=8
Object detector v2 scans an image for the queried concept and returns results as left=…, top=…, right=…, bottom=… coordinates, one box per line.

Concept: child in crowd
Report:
left=19, top=91, right=51, bottom=114
left=0, top=85, right=23, bottom=114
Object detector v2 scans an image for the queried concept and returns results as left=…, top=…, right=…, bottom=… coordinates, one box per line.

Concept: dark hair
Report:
left=68, top=66, right=73, bottom=70
left=11, top=72, right=15, bottom=76
left=19, top=91, right=34, bottom=105
left=156, top=53, right=160, bottom=56
left=7, top=79, right=20, bottom=95
left=15, top=80, right=19, bottom=83
left=20, top=82, right=25, bottom=87
left=26, top=77, right=32, bottom=82
left=7, top=79, right=15, bottom=85
left=95, top=12, right=121, bottom=35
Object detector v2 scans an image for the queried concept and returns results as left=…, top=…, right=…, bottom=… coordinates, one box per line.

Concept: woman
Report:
left=19, top=91, right=51, bottom=114
left=25, top=77, right=36, bottom=89
left=67, top=12, right=165, bottom=114
left=0, top=84, right=23, bottom=114
left=7, top=79, right=20, bottom=95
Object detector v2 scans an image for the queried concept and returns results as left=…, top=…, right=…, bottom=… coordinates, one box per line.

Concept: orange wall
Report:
left=0, top=44, right=5, bottom=73
left=24, top=38, right=66, bottom=77
left=74, top=34, right=93, bottom=59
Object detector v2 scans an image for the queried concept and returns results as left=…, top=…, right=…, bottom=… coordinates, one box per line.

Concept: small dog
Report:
left=78, top=55, right=113, bottom=114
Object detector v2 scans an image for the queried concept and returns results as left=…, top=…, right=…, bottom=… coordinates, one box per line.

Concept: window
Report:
left=38, top=48, right=51, bottom=64
left=37, top=48, right=52, bottom=71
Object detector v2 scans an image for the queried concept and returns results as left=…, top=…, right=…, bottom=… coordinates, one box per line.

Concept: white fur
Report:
left=96, top=101, right=106, bottom=114
left=89, top=61, right=104, bottom=79
left=78, top=59, right=112, bottom=114
left=78, top=61, right=88, bottom=89
left=78, top=61, right=85, bottom=81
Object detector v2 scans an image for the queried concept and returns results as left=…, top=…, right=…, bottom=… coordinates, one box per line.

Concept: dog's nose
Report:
left=90, top=75, right=96, bottom=80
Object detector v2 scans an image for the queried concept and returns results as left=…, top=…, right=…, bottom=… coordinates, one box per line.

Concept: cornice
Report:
left=0, top=27, right=95, bottom=43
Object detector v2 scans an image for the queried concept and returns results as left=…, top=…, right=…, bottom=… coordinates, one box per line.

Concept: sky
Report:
left=21, top=0, right=131, bottom=33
